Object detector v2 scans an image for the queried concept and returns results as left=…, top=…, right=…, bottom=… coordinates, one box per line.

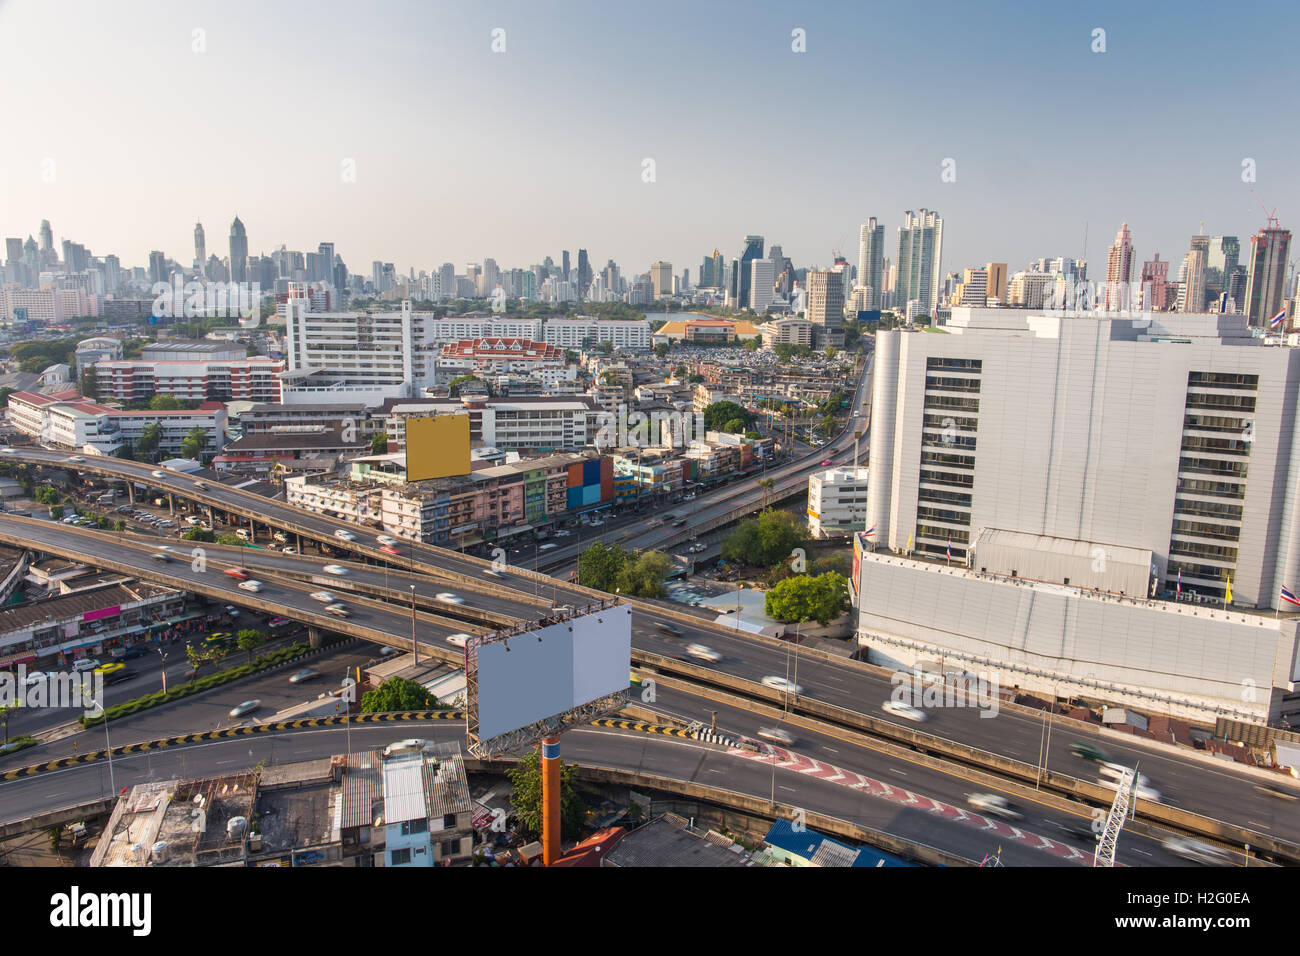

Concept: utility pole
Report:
left=409, top=584, right=418, bottom=665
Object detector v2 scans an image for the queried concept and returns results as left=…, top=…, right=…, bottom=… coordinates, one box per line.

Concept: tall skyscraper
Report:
left=1179, top=235, right=1209, bottom=313
left=732, top=235, right=764, bottom=309
left=229, top=216, right=248, bottom=284
left=148, top=251, right=167, bottom=285
left=318, top=242, right=335, bottom=285
left=194, top=222, right=206, bottom=274
left=858, top=218, right=885, bottom=309
left=561, top=250, right=570, bottom=284
left=984, top=262, right=1007, bottom=305
left=895, top=210, right=943, bottom=320
left=699, top=249, right=724, bottom=289
left=577, top=249, right=591, bottom=299
left=750, top=258, right=775, bottom=313
left=650, top=261, right=673, bottom=299
left=1205, top=236, right=1239, bottom=299
left=1244, top=220, right=1292, bottom=327
left=1140, top=255, right=1170, bottom=311
left=1105, top=222, right=1136, bottom=310
left=39, top=220, right=53, bottom=255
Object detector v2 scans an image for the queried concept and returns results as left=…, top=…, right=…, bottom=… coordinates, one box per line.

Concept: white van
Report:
left=235, top=529, right=250, bottom=541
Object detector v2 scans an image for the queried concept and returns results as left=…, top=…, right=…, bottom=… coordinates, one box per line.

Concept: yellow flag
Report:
left=1224, top=574, right=1232, bottom=604
left=905, top=532, right=913, bottom=553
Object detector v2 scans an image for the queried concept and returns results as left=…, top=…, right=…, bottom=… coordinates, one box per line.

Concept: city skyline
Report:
left=3, top=0, right=1299, bottom=277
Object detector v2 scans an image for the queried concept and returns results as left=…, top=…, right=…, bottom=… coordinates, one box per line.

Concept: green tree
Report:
left=0, top=386, right=15, bottom=408
left=773, top=342, right=795, bottom=363
left=360, top=676, right=437, bottom=713
left=812, top=554, right=850, bottom=577
left=215, top=533, right=247, bottom=546
left=722, top=417, right=747, bottom=435
left=825, top=346, right=838, bottom=360
left=817, top=414, right=837, bottom=437
left=507, top=749, right=586, bottom=842
left=135, top=422, right=163, bottom=461
left=180, top=426, right=208, bottom=460
left=182, top=526, right=216, bottom=542
left=0, top=704, right=14, bottom=744
left=757, top=477, right=775, bottom=509
left=148, top=394, right=184, bottom=411
left=764, top=571, right=850, bottom=626
left=673, top=364, right=687, bottom=379
left=236, top=629, right=265, bottom=662
left=577, top=541, right=627, bottom=592
left=448, top=374, right=480, bottom=398
left=703, top=400, right=754, bottom=433
left=49, top=504, right=64, bottom=520
left=614, top=550, right=671, bottom=599
left=653, top=343, right=670, bottom=359
left=721, top=511, right=809, bottom=569
left=744, top=337, right=762, bottom=352
left=370, top=433, right=388, bottom=455
left=186, top=642, right=227, bottom=681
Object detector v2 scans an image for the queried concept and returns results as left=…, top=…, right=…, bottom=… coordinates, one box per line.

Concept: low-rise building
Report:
left=807, top=467, right=869, bottom=538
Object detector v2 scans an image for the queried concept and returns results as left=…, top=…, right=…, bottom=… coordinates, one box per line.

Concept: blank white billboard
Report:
left=475, top=606, right=632, bottom=742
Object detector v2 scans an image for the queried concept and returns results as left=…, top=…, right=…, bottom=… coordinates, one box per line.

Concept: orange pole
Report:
left=541, top=735, right=562, bottom=866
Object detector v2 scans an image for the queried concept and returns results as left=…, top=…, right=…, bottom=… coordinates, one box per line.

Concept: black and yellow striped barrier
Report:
left=1, top=710, right=467, bottom=780
left=590, top=717, right=692, bottom=739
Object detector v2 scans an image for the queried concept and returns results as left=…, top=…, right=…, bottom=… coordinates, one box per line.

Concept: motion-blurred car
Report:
left=376, top=535, right=397, bottom=546
left=445, top=633, right=472, bottom=648
left=756, top=726, right=795, bottom=746
left=379, top=545, right=401, bottom=556
left=881, top=699, right=928, bottom=722
left=333, top=529, right=356, bottom=542
left=1069, top=742, right=1112, bottom=763
left=151, top=470, right=165, bottom=478
left=309, top=591, right=336, bottom=603
left=289, top=668, right=320, bottom=684
left=435, top=592, right=464, bottom=605
left=967, top=793, right=1022, bottom=820
left=228, top=699, right=261, bottom=719
left=323, top=564, right=348, bottom=576
left=1162, top=838, right=1230, bottom=866
left=237, top=580, right=263, bottom=593
left=761, top=676, right=802, bottom=694
left=383, top=739, right=428, bottom=759
left=324, top=603, right=350, bottom=618
left=686, top=643, right=721, bottom=663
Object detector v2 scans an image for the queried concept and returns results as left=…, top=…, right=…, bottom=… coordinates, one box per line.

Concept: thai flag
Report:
left=864, top=525, right=875, bottom=539
left=946, top=538, right=952, bottom=561
left=1281, top=586, right=1300, bottom=608
left=1176, top=569, right=1181, bottom=597
left=1270, top=308, right=1287, bottom=330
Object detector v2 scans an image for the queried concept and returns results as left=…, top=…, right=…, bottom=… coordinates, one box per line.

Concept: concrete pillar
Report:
left=307, top=626, right=322, bottom=649
left=127, top=483, right=135, bottom=505
left=168, top=493, right=175, bottom=516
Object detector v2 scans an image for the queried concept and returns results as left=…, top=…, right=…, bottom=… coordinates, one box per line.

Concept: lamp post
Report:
left=157, top=646, right=168, bottom=693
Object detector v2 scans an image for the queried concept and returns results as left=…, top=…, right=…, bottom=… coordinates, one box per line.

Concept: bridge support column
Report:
left=168, top=493, right=175, bottom=516
left=541, top=735, right=562, bottom=866
left=126, top=483, right=134, bottom=505
left=307, top=626, right=323, bottom=649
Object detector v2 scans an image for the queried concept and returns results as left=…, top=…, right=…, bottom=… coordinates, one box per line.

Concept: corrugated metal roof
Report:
left=382, top=755, right=427, bottom=824
left=340, top=750, right=383, bottom=829
left=973, top=528, right=1150, bottom=569
left=425, top=755, right=473, bottom=818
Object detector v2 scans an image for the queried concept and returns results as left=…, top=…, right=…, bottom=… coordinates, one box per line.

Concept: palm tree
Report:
left=758, top=477, right=775, bottom=510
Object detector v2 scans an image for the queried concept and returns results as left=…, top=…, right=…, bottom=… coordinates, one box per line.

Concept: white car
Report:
left=151, top=470, right=165, bottom=478
left=757, top=726, right=795, bottom=746
left=967, top=793, right=1022, bottom=821
left=71, top=658, right=101, bottom=673
left=445, top=633, right=472, bottom=648
left=554, top=530, right=572, bottom=537
left=1097, top=775, right=1162, bottom=803
left=237, top=580, right=263, bottom=593
left=185, top=516, right=201, bottom=526
left=309, top=591, right=336, bottom=603
left=69, top=455, right=84, bottom=463
left=333, top=529, right=356, bottom=542
left=0, top=448, right=15, bottom=455
left=1098, top=762, right=1151, bottom=788
left=435, top=592, right=464, bottom=605
left=229, top=699, right=261, bottom=719
left=376, top=535, right=397, bottom=546
left=1163, top=838, right=1231, bottom=866
left=383, top=738, right=428, bottom=759
left=323, top=564, right=348, bottom=576
left=882, top=699, right=928, bottom=723
left=282, top=547, right=298, bottom=554
left=686, top=643, right=721, bottom=663
left=761, top=676, right=802, bottom=695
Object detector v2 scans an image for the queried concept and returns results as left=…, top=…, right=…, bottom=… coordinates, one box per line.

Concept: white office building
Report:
left=861, top=307, right=1300, bottom=724
left=807, top=467, right=869, bottom=538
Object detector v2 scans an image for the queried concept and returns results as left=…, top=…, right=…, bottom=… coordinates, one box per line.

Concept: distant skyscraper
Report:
left=858, top=218, right=885, bottom=309
left=895, top=210, right=943, bottom=319
left=148, top=251, right=167, bottom=285
left=750, top=258, right=776, bottom=313
left=1105, top=222, right=1136, bottom=310
left=806, top=269, right=845, bottom=344
left=1140, top=255, right=1170, bottom=311
left=1179, top=235, right=1209, bottom=312
left=194, top=222, right=206, bottom=274
left=650, top=261, right=673, bottom=299
left=438, top=263, right=455, bottom=302
left=229, top=216, right=248, bottom=284
left=561, top=250, right=570, bottom=284
left=483, top=258, right=500, bottom=298
left=317, top=242, right=335, bottom=285
left=1244, top=220, right=1292, bottom=327
left=984, top=263, right=1007, bottom=305
left=577, top=249, right=591, bottom=299
left=732, top=235, right=764, bottom=309
left=1205, top=236, right=1239, bottom=299
left=39, top=220, right=53, bottom=255
left=699, top=249, right=724, bottom=289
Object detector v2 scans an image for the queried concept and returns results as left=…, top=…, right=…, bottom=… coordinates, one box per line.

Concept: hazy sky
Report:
left=3, top=0, right=1298, bottom=281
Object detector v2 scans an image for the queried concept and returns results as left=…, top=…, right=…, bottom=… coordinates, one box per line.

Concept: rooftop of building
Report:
left=602, top=813, right=756, bottom=867
left=0, top=580, right=177, bottom=631
left=224, top=430, right=367, bottom=452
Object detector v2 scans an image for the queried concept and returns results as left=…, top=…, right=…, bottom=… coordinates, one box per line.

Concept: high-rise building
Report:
left=483, top=259, right=500, bottom=298
left=805, top=269, right=844, bottom=344
left=983, top=262, right=1007, bottom=305
left=1140, top=255, right=1170, bottom=311
left=749, top=258, right=775, bottom=313
left=1244, top=220, right=1292, bottom=327
left=1179, top=235, right=1209, bottom=313
left=857, top=218, right=885, bottom=309
left=1205, top=236, right=1239, bottom=299
left=194, top=222, right=206, bottom=274
left=732, top=235, right=764, bottom=309
left=317, top=242, right=335, bottom=285
left=650, top=261, right=673, bottom=299
left=895, top=210, right=943, bottom=320
left=229, top=216, right=248, bottom=284
left=148, top=251, right=167, bottom=285
left=699, top=249, right=724, bottom=289
left=577, top=249, right=591, bottom=299
left=561, top=251, right=570, bottom=284
left=951, top=267, right=988, bottom=306
left=1105, top=222, right=1136, bottom=310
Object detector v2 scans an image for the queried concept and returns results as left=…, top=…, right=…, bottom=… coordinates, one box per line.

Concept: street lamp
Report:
left=157, top=647, right=168, bottom=694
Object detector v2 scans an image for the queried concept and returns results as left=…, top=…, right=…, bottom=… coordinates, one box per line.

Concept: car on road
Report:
left=71, top=658, right=101, bottom=673
left=688, top=543, right=707, bottom=553
left=1069, top=742, right=1112, bottom=763
left=289, top=668, right=320, bottom=684
left=376, top=535, right=397, bottom=546
left=185, top=516, right=201, bottom=526
left=194, top=481, right=207, bottom=490
left=1162, top=838, right=1230, bottom=866
left=324, top=603, right=350, bottom=618
left=589, top=519, right=604, bottom=527
left=756, top=726, right=795, bottom=746
left=1060, top=821, right=1100, bottom=844
left=0, top=448, right=15, bottom=455
left=378, top=646, right=400, bottom=658
left=333, top=529, right=356, bottom=542
left=268, top=617, right=291, bottom=629
left=383, top=739, right=428, bottom=759
left=821, top=459, right=833, bottom=466
left=379, top=545, right=401, bottom=556
left=761, top=675, right=802, bottom=694
left=151, top=470, right=165, bottom=478
left=1097, top=775, right=1162, bottom=803
left=224, top=568, right=250, bottom=580
left=69, top=455, right=84, bottom=463
left=309, top=591, right=336, bottom=603
left=445, top=633, right=472, bottom=648
left=322, top=564, right=348, bottom=576
left=967, top=793, right=1022, bottom=820
left=671, top=517, right=687, bottom=527
left=1097, top=762, right=1151, bottom=788
left=483, top=567, right=506, bottom=577
left=435, top=592, right=464, bottom=604
left=228, top=699, right=261, bottom=719
left=655, top=621, right=683, bottom=637
left=282, top=547, right=298, bottom=554
left=686, top=643, right=721, bottom=663
left=881, top=699, right=928, bottom=722
left=150, top=551, right=170, bottom=562
left=224, top=605, right=240, bottom=618
left=1255, top=782, right=1300, bottom=801
left=237, top=580, right=263, bottom=593
left=538, top=543, right=558, bottom=552
left=554, top=530, right=572, bottom=537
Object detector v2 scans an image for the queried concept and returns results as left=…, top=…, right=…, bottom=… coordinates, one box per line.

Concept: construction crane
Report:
left=1093, top=764, right=1139, bottom=867
left=1252, top=190, right=1280, bottom=230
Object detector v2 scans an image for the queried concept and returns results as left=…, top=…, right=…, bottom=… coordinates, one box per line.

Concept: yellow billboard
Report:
left=405, top=414, right=470, bottom=481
